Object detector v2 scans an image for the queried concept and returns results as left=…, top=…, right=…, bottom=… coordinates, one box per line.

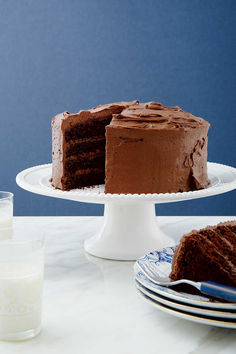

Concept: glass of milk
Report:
left=0, top=192, right=13, bottom=240
left=0, top=227, right=44, bottom=341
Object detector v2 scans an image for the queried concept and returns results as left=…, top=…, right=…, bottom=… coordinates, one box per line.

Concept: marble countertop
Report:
left=1, top=216, right=236, bottom=354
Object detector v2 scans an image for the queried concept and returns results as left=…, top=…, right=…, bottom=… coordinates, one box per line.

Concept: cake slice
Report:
left=51, top=101, right=138, bottom=190
left=170, top=221, right=236, bottom=287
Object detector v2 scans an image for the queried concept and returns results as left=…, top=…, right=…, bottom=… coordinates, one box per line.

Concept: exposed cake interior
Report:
left=170, top=221, right=236, bottom=287
left=62, top=116, right=109, bottom=190
left=51, top=101, right=138, bottom=190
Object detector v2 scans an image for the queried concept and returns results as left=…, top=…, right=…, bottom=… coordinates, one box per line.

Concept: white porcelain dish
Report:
left=136, top=280, right=236, bottom=319
left=137, top=290, right=236, bottom=329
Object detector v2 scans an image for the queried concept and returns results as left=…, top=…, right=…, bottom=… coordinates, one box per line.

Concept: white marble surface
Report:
left=0, top=216, right=236, bottom=354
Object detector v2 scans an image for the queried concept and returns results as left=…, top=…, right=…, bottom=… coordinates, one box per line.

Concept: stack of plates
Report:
left=134, top=247, right=236, bottom=329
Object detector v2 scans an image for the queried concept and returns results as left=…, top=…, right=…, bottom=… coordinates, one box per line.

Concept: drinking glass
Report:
left=0, top=192, right=13, bottom=240
left=0, top=227, right=44, bottom=341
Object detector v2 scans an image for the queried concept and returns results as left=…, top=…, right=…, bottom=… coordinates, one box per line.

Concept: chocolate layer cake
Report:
left=170, top=221, right=236, bottom=287
left=51, top=101, right=137, bottom=190
left=105, top=101, right=210, bottom=194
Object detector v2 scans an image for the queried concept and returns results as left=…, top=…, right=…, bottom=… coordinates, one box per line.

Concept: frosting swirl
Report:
left=111, top=102, right=209, bottom=130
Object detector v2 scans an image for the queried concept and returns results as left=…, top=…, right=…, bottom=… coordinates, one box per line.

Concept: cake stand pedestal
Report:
left=16, top=162, right=236, bottom=260
left=85, top=203, right=171, bottom=260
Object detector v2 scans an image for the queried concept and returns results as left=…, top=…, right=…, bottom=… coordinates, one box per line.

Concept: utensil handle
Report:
left=200, top=281, right=236, bottom=302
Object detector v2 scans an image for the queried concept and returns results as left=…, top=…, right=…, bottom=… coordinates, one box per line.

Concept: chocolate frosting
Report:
left=53, top=100, right=139, bottom=130
left=105, top=101, right=210, bottom=194
left=111, top=102, right=208, bottom=130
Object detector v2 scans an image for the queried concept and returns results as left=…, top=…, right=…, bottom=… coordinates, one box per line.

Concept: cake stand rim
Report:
left=15, top=162, right=236, bottom=204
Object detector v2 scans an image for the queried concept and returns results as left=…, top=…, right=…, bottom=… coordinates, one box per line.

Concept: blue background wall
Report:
left=0, top=0, right=235, bottom=216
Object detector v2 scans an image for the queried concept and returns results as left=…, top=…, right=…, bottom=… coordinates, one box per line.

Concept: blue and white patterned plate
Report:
left=134, top=246, right=236, bottom=310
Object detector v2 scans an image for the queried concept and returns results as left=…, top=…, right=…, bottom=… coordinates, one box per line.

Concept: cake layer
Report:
left=64, top=118, right=111, bottom=142
left=65, top=136, right=105, bottom=157
left=64, top=152, right=105, bottom=174
left=199, top=228, right=236, bottom=263
left=217, top=221, right=236, bottom=239
left=61, top=170, right=105, bottom=190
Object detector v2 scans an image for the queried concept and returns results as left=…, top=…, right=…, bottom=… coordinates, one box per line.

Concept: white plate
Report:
left=134, top=247, right=236, bottom=310
left=136, top=280, right=236, bottom=319
left=137, top=290, right=236, bottom=329
left=16, top=162, right=236, bottom=204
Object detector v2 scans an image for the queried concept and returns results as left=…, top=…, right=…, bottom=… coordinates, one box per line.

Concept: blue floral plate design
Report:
left=134, top=246, right=236, bottom=310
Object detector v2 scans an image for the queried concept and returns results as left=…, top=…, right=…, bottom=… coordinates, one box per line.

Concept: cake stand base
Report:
left=84, top=203, right=173, bottom=260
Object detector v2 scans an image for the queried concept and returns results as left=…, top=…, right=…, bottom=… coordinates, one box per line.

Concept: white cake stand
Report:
left=16, top=162, right=236, bottom=260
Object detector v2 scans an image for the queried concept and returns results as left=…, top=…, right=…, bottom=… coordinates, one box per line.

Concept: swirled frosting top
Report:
left=52, top=100, right=139, bottom=127
left=111, top=101, right=210, bottom=130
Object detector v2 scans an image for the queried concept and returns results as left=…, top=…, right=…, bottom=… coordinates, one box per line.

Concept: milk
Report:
left=0, top=204, right=13, bottom=240
left=0, top=264, right=43, bottom=335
